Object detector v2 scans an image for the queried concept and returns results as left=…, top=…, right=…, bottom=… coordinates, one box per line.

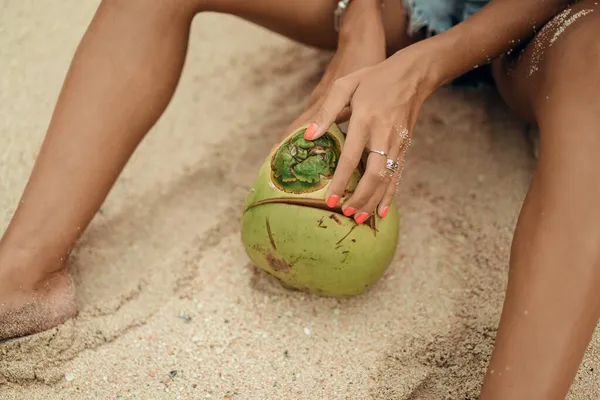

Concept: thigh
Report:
left=204, top=0, right=416, bottom=52
left=483, top=5, right=600, bottom=397
left=492, top=0, right=600, bottom=124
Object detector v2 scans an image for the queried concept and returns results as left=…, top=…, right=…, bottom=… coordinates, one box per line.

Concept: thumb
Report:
left=283, top=106, right=318, bottom=139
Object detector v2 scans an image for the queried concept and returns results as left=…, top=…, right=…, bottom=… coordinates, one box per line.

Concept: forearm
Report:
left=413, top=0, right=574, bottom=85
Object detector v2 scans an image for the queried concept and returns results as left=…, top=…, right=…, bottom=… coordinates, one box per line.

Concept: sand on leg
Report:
left=0, top=0, right=411, bottom=340
left=480, top=1, right=600, bottom=398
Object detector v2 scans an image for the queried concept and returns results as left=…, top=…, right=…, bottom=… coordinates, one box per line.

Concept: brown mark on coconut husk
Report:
left=367, top=215, right=377, bottom=232
left=246, top=197, right=344, bottom=215
left=247, top=198, right=378, bottom=232
left=266, top=253, right=291, bottom=273
left=317, top=217, right=327, bottom=229
left=256, top=267, right=301, bottom=291
left=342, top=250, right=351, bottom=264
left=336, top=224, right=359, bottom=246
left=329, top=214, right=342, bottom=225
left=265, top=217, right=277, bottom=250
left=335, top=214, right=377, bottom=244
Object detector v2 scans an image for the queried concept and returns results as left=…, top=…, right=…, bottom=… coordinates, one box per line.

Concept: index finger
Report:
left=324, top=112, right=369, bottom=207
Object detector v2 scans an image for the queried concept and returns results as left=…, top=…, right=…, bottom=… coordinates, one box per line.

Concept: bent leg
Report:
left=0, top=0, right=412, bottom=339
left=482, top=1, right=600, bottom=398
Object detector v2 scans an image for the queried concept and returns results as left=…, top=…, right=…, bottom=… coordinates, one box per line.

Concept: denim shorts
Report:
left=403, top=0, right=491, bottom=36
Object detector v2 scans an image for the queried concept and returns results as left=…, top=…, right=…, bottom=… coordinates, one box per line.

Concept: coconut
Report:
left=240, top=123, right=399, bottom=297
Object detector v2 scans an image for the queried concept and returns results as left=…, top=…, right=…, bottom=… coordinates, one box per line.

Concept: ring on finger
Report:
left=367, top=148, right=388, bottom=158
left=386, top=158, right=399, bottom=173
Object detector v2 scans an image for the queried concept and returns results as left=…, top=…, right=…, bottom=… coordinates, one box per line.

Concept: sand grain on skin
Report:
left=528, top=7, right=596, bottom=76
left=0, top=272, right=77, bottom=341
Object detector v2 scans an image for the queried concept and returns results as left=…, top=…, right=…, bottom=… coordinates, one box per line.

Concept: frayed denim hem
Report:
left=402, top=0, right=490, bottom=37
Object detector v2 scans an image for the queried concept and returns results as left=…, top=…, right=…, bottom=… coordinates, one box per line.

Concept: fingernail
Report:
left=355, top=212, right=369, bottom=224
left=304, top=123, right=318, bottom=140
left=343, top=207, right=357, bottom=217
left=326, top=195, right=340, bottom=208
left=380, top=206, right=389, bottom=218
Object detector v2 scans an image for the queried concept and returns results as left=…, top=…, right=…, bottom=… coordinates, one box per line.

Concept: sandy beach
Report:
left=2, top=1, right=600, bottom=399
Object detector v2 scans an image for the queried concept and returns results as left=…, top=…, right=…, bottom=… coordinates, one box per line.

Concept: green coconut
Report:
left=240, top=123, right=399, bottom=297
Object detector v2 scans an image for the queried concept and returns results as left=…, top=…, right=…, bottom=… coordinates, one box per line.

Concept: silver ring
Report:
left=367, top=148, right=388, bottom=158
left=386, top=159, right=399, bottom=173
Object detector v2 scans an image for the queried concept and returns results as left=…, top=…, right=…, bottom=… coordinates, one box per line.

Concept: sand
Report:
left=2, top=1, right=600, bottom=399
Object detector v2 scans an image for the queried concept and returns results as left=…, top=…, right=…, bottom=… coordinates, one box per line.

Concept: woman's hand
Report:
left=279, top=0, right=386, bottom=142
left=296, top=0, right=573, bottom=224
left=303, top=44, right=441, bottom=223
left=284, top=35, right=386, bottom=137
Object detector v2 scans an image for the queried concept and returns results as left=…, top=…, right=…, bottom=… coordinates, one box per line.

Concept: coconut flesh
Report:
left=240, top=123, right=399, bottom=298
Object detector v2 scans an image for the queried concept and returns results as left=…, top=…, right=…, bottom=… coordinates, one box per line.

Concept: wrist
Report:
left=337, top=0, right=384, bottom=41
left=392, top=33, right=460, bottom=90
left=387, top=41, right=447, bottom=96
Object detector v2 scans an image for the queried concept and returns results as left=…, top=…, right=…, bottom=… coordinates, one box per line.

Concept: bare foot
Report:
left=0, top=269, right=78, bottom=340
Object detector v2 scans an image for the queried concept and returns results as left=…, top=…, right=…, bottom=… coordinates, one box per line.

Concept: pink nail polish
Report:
left=304, top=123, right=318, bottom=140
left=380, top=206, right=389, bottom=218
left=343, top=207, right=357, bottom=217
left=355, top=212, right=369, bottom=224
left=326, top=195, right=340, bottom=208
